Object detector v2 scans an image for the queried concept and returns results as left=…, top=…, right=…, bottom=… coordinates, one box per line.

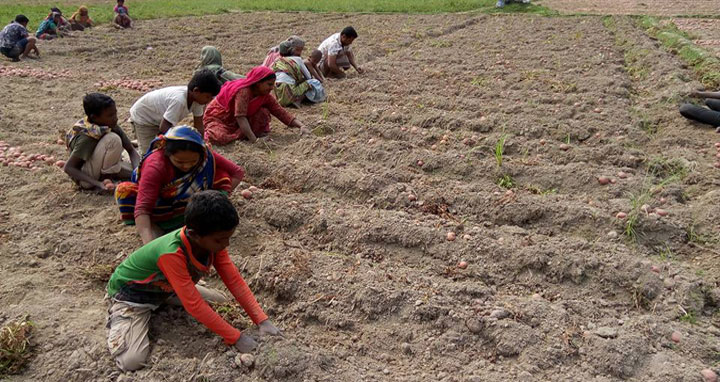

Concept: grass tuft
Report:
left=497, top=174, right=514, bottom=189
left=0, top=317, right=34, bottom=377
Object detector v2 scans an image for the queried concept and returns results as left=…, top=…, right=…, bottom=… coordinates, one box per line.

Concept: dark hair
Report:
left=164, top=139, right=204, bottom=156
left=50, top=7, right=62, bottom=15
left=185, top=190, right=239, bottom=236
left=15, top=15, right=29, bottom=24
left=117, top=0, right=124, bottom=3
left=83, top=93, right=115, bottom=117
left=259, top=73, right=276, bottom=82
left=188, top=69, right=221, bottom=96
left=341, top=26, right=358, bottom=39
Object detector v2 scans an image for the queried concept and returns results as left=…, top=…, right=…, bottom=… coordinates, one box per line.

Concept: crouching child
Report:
left=106, top=190, right=281, bottom=371
left=64, top=93, right=140, bottom=192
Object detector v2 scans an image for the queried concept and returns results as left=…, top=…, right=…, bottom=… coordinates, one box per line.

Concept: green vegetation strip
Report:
left=637, top=16, right=720, bottom=88
left=0, top=0, right=556, bottom=31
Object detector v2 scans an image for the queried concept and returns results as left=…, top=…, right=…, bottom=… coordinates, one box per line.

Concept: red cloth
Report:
left=262, top=51, right=281, bottom=67
left=203, top=87, right=295, bottom=145
left=215, top=66, right=275, bottom=112
left=157, top=229, right=268, bottom=345
left=134, top=150, right=244, bottom=218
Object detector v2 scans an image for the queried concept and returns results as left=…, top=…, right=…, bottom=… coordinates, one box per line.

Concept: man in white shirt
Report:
left=317, top=26, right=363, bottom=79
left=129, top=69, right=220, bottom=154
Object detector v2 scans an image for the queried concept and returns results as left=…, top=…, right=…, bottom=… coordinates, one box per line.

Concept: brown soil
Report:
left=538, top=0, right=720, bottom=16
left=2, top=11, right=720, bottom=382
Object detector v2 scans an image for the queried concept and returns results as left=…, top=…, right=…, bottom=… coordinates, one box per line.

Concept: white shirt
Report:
left=129, top=86, right=204, bottom=127
left=318, top=33, right=351, bottom=62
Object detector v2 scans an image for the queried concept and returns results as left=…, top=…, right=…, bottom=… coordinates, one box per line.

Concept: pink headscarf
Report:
left=214, top=66, right=275, bottom=112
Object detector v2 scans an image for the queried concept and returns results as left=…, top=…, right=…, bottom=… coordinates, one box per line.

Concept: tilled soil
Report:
left=538, top=0, right=719, bottom=16
left=1, top=11, right=720, bottom=382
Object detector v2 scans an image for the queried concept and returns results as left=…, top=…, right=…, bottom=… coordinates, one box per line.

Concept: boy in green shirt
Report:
left=106, top=190, right=280, bottom=371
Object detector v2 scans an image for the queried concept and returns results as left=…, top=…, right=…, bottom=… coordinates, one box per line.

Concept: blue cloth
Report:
left=35, top=19, right=57, bottom=37
left=305, top=79, right=326, bottom=103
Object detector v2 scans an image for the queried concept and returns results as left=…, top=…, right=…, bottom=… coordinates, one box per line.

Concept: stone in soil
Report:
left=594, top=327, right=618, bottom=339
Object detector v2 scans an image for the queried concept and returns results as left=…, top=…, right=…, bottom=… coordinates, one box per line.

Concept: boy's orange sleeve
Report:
left=157, top=252, right=242, bottom=345
left=213, top=251, right=269, bottom=325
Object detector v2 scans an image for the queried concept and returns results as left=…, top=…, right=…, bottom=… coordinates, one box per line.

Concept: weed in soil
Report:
left=0, top=317, right=34, bottom=377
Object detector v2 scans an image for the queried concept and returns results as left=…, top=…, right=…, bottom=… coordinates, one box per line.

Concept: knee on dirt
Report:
left=678, top=103, right=697, bottom=118
left=115, top=351, right=147, bottom=371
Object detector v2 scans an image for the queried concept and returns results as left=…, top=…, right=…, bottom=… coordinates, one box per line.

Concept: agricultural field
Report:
left=1, top=1, right=720, bottom=382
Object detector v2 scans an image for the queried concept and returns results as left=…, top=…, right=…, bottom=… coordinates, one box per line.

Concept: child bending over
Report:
left=304, top=49, right=325, bottom=83
left=64, top=93, right=140, bottom=193
left=129, top=69, right=221, bottom=154
left=106, top=190, right=281, bottom=371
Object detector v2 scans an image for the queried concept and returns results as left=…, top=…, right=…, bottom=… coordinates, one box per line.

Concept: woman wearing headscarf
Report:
left=36, top=12, right=63, bottom=40
left=115, top=125, right=245, bottom=244
left=195, top=46, right=243, bottom=85
left=271, top=41, right=326, bottom=107
left=69, top=6, right=93, bottom=31
left=262, top=35, right=304, bottom=67
left=46, top=7, right=71, bottom=32
left=203, top=66, right=309, bottom=145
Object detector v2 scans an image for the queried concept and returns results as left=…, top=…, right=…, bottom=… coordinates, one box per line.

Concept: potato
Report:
left=446, top=232, right=456, bottom=241
left=597, top=176, right=610, bottom=185
left=457, top=261, right=468, bottom=269
left=240, top=189, right=252, bottom=199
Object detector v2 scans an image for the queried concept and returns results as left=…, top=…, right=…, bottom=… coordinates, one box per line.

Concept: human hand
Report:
left=102, top=179, right=116, bottom=192
left=234, top=334, right=258, bottom=353
left=258, top=320, right=282, bottom=336
left=93, top=184, right=113, bottom=195
left=299, top=126, right=311, bottom=136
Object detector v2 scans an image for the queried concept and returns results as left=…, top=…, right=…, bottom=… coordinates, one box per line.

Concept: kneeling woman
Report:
left=116, top=126, right=244, bottom=244
left=204, top=66, right=309, bottom=145
left=272, top=41, right=326, bottom=107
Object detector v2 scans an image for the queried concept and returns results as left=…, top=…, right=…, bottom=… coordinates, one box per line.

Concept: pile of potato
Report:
left=0, top=66, right=72, bottom=80
left=0, top=141, right=57, bottom=171
left=94, top=79, right=163, bottom=92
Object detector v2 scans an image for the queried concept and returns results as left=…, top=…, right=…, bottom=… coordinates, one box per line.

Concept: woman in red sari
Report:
left=203, top=66, right=309, bottom=145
